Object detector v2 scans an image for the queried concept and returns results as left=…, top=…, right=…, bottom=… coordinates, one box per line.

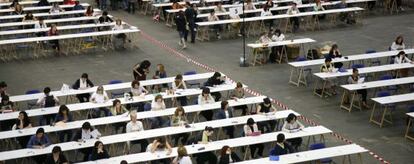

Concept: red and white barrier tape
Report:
left=140, top=32, right=390, bottom=164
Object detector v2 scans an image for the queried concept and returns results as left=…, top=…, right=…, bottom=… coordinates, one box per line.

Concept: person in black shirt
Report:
left=205, top=72, right=225, bottom=101
left=256, top=98, right=278, bottom=133
left=327, top=44, right=343, bottom=69
left=175, top=10, right=188, bottom=49
left=72, top=73, right=94, bottom=103
left=132, top=60, right=151, bottom=81
left=38, top=0, right=50, bottom=6
left=0, top=81, right=8, bottom=99
left=98, top=11, right=113, bottom=31
left=90, top=141, right=110, bottom=160
left=269, top=134, right=294, bottom=156
left=44, top=146, right=69, bottom=164
left=184, top=2, right=197, bottom=43
left=0, top=95, right=16, bottom=131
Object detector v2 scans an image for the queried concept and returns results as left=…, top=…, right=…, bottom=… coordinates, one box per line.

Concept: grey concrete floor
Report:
left=1, top=4, right=414, bottom=164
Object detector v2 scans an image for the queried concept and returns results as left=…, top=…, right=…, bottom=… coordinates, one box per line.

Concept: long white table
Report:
left=0, top=9, right=100, bottom=21
left=289, top=49, right=414, bottom=87
left=340, top=76, right=414, bottom=112
left=405, top=112, right=414, bottom=141
left=0, top=110, right=300, bottom=161
left=7, top=72, right=216, bottom=103
left=0, top=96, right=265, bottom=140
left=235, top=144, right=368, bottom=164
left=78, top=126, right=331, bottom=164
left=0, top=82, right=238, bottom=121
left=313, top=63, right=414, bottom=98
left=247, top=38, right=316, bottom=66
left=370, top=92, right=414, bottom=127
left=0, top=0, right=63, bottom=7
left=0, top=3, right=90, bottom=14
left=0, top=15, right=100, bottom=28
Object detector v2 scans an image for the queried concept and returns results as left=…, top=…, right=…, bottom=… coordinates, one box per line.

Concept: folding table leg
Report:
left=405, top=117, right=414, bottom=140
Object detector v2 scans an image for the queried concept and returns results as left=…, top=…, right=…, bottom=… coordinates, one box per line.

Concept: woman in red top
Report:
left=48, top=24, right=61, bottom=55
left=63, top=0, right=76, bottom=5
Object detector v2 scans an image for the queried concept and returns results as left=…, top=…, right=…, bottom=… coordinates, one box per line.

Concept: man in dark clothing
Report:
left=184, top=2, right=197, bottom=43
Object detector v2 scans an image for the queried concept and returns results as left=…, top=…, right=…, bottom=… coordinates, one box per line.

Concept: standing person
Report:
left=90, top=141, right=110, bottom=160
left=110, top=99, right=128, bottom=133
left=37, top=87, right=59, bottom=125
left=244, top=118, right=264, bottom=159
left=185, top=2, right=197, bottom=43
left=44, top=146, right=69, bottom=164
left=72, top=73, right=94, bottom=103
left=48, top=24, right=61, bottom=55
left=175, top=10, right=188, bottom=49
left=27, top=128, right=52, bottom=164
left=391, top=35, right=405, bottom=51
left=327, top=44, right=343, bottom=69
left=286, top=3, right=300, bottom=32
left=231, top=82, right=248, bottom=115
left=133, top=60, right=151, bottom=81
left=171, top=107, right=190, bottom=145
left=172, top=146, right=192, bottom=164
left=204, top=72, right=225, bottom=101
left=198, top=87, right=215, bottom=121
left=347, top=68, right=369, bottom=108
left=12, top=111, right=32, bottom=148
left=281, top=113, right=304, bottom=151
left=54, top=105, right=74, bottom=142
left=126, top=110, right=148, bottom=153
left=172, top=74, right=188, bottom=106
left=218, top=145, right=241, bottom=163
left=216, top=101, right=235, bottom=138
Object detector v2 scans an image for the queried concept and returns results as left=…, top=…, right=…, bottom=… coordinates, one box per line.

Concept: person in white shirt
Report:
left=390, top=35, right=405, bottom=51
left=90, top=86, right=111, bottom=117
left=150, top=95, right=166, bottom=128
left=293, top=0, right=302, bottom=5
left=49, top=3, right=64, bottom=14
left=313, top=0, right=325, bottom=19
left=172, top=74, right=188, bottom=106
left=269, top=29, right=285, bottom=63
left=261, top=6, right=273, bottom=30
left=394, top=51, right=414, bottom=77
left=125, top=110, right=148, bottom=153
left=282, top=113, right=304, bottom=151
left=130, top=80, right=148, bottom=96
left=214, top=2, right=226, bottom=13
left=73, top=122, right=101, bottom=161
left=229, top=12, right=242, bottom=36
left=198, top=87, right=215, bottom=121
left=259, top=31, right=272, bottom=44
left=173, top=146, right=193, bottom=164
left=34, top=18, right=48, bottom=37
left=286, top=3, right=300, bottom=32
left=113, top=19, right=130, bottom=47
left=208, top=10, right=222, bottom=39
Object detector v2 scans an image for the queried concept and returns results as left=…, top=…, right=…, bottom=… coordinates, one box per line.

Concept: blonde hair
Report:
left=177, top=145, right=188, bottom=158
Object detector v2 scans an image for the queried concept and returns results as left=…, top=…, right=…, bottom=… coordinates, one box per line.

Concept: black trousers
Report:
left=211, top=92, right=221, bottom=101
left=76, top=93, right=91, bottom=103
left=127, top=2, right=136, bottom=13
left=172, top=133, right=189, bottom=145
left=357, top=89, right=368, bottom=102
left=184, top=22, right=196, bottom=43
left=290, top=17, right=300, bottom=31
left=249, top=143, right=264, bottom=158
left=234, top=105, right=248, bottom=115
left=196, top=152, right=217, bottom=164
left=131, top=139, right=149, bottom=152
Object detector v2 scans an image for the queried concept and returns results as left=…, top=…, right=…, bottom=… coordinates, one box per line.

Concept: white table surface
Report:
left=0, top=110, right=301, bottom=161
left=0, top=82, right=239, bottom=121
left=341, top=76, right=414, bottom=91
left=0, top=0, right=63, bottom=7
left=8, top=72, right=217, bottom=102
left=0, top=96, right=265, bottom=140
left=78, top=125, right=331, bottom=164
left=0, top=9, right=100, bottom=20
left=407, top=112, right=414, bottom=118
left=235, top=144, right=368, bottom=164
left=371, top=92, right=414, bottom=105
left=0, top=15, right=100, bottom=28
left=152, top=0, right=231, bottom=7
left=314, top=63, right=414, bottom=79
left=289, top=49, right=414, bottom=68
left=247, top=38, right=316, bottom=49
left=0, top=26, right=139, bottom=45
left=197, top=7, right=364, bottom=26
left=0, top=3, right=90, bottom=13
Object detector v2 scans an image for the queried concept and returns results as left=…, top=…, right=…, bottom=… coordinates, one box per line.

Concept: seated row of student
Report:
left=172, top=74, right=188, bottom=106
left=320, top=57, right=337, bottom=95
left=326, top=44, right=343, bottom=69
left=256, top=97, right=278, bottom=133
left=230, top=82, right=248, bottom=115
left=72, top=73, right=94, bottom=102
left=281, top=113, right=303, bottom=151
left=391, top=35, right=405, bottom=51
left=204, top=72, right=225, bottom=101
left=244, top=118, right=265, bottom=158
left=346, top=68, right=369, bottom=108
left=36, top=87, right=60, bottom=125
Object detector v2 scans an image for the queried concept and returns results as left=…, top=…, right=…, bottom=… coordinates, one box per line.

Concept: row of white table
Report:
left=313, top=63, right=414, bottom=98
left=0, top=0, right=62, bottom=7
left=235, top=144, right=368, bottom=164
left=0, top=15, right=100, bottom=28
left=0, top=3, right=90, bottom=14
left=0, top=110, right=300, bottom=161
left=6, top=72, right=216, bottom=103
left=0, top=82, right=238, bottom=121
left=340, top=76, right=414, bottom=112
left=78, top=126, right=331, bottom=164
left=0, top=9, right=101, bottom=21
left=0, top=96, right=266, bottom=140
left=247, top=38, right=316, bottom=66
left=405, top=112, right=414, bottom=141
left=370, top=92, right=414, bottom=127
left=288, top=49, right=414, bottom=87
